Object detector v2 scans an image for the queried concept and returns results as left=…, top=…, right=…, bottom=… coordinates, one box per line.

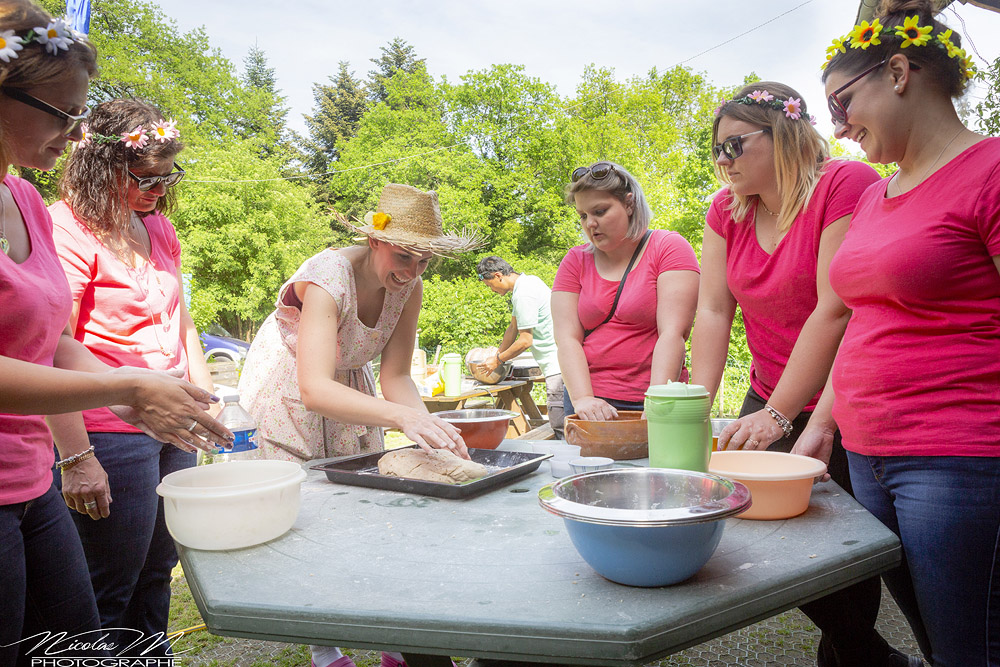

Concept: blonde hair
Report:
left=712, top=81, right=830, bottom=232
left=564, top=161, right=652, bottom=251
left=0, top=0, right=98, bottom=171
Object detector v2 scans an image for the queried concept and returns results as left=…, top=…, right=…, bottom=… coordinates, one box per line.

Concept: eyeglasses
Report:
left=2, top=87, right=90, bottom=137
left=571, top=162, right=617, bottom=183
left=477, top=272, right=493, bottom=281
left=712, top=129, right=767, bottom=161
left=127, top=162, right=186, bottom=191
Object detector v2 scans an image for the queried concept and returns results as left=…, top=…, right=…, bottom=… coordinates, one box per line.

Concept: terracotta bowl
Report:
left=436, top=409, right=517, bottom=449
left=563, top=411, right=648, bottom=460
left=708, top=450, right=827, bottom=520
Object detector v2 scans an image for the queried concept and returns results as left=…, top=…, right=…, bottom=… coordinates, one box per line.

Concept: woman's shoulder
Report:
left=820, top=158, right=881, bottom=187
left=6, top=175, right=49, bottom=218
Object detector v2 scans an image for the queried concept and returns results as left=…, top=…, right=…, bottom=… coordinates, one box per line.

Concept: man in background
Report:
left=476, top=256, right=564, bottom=439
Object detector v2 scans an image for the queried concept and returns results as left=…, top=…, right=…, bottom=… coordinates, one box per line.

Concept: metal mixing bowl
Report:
left=538, top=467, right=751, bottom=586
left=436, top=409, right=517, bottom=449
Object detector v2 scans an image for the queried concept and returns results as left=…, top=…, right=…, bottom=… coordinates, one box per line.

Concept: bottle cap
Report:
left=645, top=383, right=709, bottom=399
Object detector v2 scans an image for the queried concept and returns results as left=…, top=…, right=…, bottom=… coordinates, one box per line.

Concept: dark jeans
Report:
left=740, top=388, right=897, bottom=667
left=55, top=432, right=195, bottom=657
left=0, top=483, right=104, bottom=667
left=562, top=393, right=644, bottom=418
left=848, top=451, right=1000, bottom=666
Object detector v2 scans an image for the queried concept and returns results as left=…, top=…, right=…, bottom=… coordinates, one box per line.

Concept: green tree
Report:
left=975, top=55, right=1000, bottom=135
left=300, top=62, right=368, bottom=176
left=240, top=45, right=290, bottom=156
left=367, top=38, right=425, bottom=103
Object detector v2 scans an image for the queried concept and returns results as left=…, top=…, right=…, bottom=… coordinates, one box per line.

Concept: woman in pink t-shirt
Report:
left=823, top=2, right=1000, bottom=663
left=0, top=4, right=228, bottom=664
left=689, top=82, right=910, bottom=667
left=49, top=99, right=217, bottom=656
left=552, top=161, right=699, bottom=422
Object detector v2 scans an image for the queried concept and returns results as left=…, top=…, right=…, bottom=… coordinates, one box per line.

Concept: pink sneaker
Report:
left=312, top=656, right=357, bottom=667
left=380, top=655, right=457, bottom=667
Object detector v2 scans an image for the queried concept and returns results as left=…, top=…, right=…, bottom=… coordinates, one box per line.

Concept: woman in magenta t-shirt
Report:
left=688, top=82, right=911, bottom=667
left=823, top=2, right=1000, bottom=663
left=552, top=161, right=699, bottom=422
left=0, top=4, right=228, bottom=664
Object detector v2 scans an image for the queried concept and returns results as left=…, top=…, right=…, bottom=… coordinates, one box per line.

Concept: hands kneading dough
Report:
left=378, top=448, right=487, bottom=484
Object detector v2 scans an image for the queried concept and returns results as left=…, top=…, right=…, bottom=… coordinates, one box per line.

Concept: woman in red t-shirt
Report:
left=822, top=1, right=1000, bottom=663
left=552, top=161, right=699, bottom=422
left=689, top=81, right=912, bottom=667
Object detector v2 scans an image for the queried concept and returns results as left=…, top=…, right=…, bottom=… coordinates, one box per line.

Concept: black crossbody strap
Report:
left=583, top=229, right=652, bottom=339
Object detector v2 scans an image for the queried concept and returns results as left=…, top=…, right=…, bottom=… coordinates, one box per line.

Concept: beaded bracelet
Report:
left=56, top=446, right=95, bottom=472
left=764, top=405, right=794, bottom=437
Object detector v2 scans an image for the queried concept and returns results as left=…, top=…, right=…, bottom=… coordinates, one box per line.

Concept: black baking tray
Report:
left=310, top=446, right=551, bottom=499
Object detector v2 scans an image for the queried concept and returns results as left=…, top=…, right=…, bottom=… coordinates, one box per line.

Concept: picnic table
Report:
left=178, top=442, right=902, bottom=666
left=422, top=379, right=546, bottom=436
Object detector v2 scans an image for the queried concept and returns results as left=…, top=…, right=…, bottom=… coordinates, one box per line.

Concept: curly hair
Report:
left=564, top=161, right=652, bottom=251
left=0, top=0, right=98, bottom=171
left=59, top=98, right=184, bottom=237
left=712, top=81, right=830, bottom=232
left=823, top=0, right=967, bottom=99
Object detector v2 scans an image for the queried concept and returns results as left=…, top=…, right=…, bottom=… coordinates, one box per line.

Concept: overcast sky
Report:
left=163, top=0, right=1000, bottom=147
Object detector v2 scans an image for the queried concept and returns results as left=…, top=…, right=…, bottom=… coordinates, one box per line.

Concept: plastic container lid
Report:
left=645, top=383, right=709, bottom=399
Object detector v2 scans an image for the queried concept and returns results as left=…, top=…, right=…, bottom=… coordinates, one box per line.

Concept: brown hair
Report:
left=823, top=0, right=966, bottom=98
left=60, top=99, right=184, bottom=237
left=712, top=81, right=830, bottom=232
left=0, top=0, right=98, bottom=171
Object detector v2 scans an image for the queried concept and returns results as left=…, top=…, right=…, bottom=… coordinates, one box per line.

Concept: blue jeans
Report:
left=55, top=433, right=195, bottom=657
left=0, top=483, right=103, bottom=667
left=847, top=452, right=1000, bottom=666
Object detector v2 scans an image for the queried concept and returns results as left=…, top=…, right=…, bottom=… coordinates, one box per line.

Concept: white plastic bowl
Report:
left=156, top=460, right=307, bottom=550
left=569, top=456, right=615, bottom=474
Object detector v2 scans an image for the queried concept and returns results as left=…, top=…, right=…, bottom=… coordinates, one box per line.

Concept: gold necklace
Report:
left=893, top=127, right=965, bottom=197
left=0, top=183, right=9, bottom=256
left=758, top=199, right=778, bottom=216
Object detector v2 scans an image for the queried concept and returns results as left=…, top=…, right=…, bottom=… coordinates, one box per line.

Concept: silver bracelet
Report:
left=56, top=445, right=95, bottom=471
left=764, top=405, right=794, bottom=437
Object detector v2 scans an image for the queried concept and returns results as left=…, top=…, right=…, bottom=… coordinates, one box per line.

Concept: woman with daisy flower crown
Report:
left=44, top=98, right=215, bottom=657
left=819, top=0, right=1000, bottom=663
left=688, top=81, right=921, bottom=667
left=0, top=2, right=230, bottom=664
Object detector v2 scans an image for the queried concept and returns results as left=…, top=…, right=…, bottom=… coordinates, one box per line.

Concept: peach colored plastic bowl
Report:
left=708, top=450, right=827, bottom=520
left=564, top=411, right=648, bottom=460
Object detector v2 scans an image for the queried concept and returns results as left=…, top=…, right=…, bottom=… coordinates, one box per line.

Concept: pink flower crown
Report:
left=0, top=18, right=85, bottom=63
left=823, top=15, right=975, bottom=81
left=77, top=120, right=181, bottom=149
left=714, top=91, right=816, bottom=124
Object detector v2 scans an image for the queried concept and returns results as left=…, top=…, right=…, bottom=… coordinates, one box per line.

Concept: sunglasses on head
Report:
left=127, top=162, right=186, bottom=191
left=712, top=129, right=767, bottom=161
left=2, top=87, right=90, bottom=137
left=571, top=162, right=618, bottom=183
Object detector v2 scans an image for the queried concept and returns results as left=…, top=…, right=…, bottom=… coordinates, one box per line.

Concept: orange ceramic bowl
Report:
left=563, top=411, right=648, bottom=460
left=435, top=409, right=517, bottom=449
left=708, top=450, right=827, bottom=520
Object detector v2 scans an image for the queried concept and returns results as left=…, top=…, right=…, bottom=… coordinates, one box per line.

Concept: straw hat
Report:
left=340, top=184, right=482, bottom=256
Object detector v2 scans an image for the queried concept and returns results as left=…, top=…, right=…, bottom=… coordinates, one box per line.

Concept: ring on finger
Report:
left=84, top=501, right=97, bottom=509
left=747, top=438, right=760, bottom=448
left=186, top=419, right=198, bottom=432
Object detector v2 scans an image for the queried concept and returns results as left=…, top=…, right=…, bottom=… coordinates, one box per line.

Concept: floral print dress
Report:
left=238, top=250, right=417, bottom=463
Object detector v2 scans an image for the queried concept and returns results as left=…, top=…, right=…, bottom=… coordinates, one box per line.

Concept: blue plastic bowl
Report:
left=538, top=468, right=751, bottom=587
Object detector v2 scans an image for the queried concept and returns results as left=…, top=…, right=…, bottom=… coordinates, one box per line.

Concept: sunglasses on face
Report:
left=2, top=87, right=90, bottom=137
left=712, top=129, right=767, bottom=161
left=127, top=162, right=186, bottom=191
left=826, top=59, right=888, bottom=126
left=571, top=162, right=617, bottom=182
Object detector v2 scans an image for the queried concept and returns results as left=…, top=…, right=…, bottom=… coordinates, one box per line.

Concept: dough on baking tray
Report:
left=378, top=448, right=488, bottom=484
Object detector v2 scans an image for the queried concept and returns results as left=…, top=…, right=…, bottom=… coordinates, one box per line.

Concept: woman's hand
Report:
left=398, top=410, right=470, bottom=460
left=61, top=457, right=111, bottom=520
left=718, top=409, right=785, bottom=451
left=572, top=396, right=618, bottom=421
left=791, top=425, right=834, bottom=483
left=108, top=368, right=232, bottom=453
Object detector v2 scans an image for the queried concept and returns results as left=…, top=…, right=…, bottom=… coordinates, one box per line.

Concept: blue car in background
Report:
left=200, top=324, right=251, bottom=363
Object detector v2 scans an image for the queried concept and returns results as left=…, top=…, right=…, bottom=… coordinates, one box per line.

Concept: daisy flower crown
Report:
left=822, top=15, right=975, bottom=81
left=0, top=18, right=85, bottom=63
left=78, top=120, right=181, bottom=149
left=714, top=90, right=815, bottom=123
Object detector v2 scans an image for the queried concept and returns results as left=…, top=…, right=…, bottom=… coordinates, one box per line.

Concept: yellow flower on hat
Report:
left=364, top=211, right=392, bottom=230
left=850, top=19, right=883, bottom=50
left=895, top=15, right=932, bottom=48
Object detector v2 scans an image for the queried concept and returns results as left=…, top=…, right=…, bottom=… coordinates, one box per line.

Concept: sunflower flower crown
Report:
left=78, top=120, right=181, bottom=150
left=714, top=90, right=816, bottom=123
left=0, top=18, right=85, bottom=64
left=823, top=15, right=975, bottom=81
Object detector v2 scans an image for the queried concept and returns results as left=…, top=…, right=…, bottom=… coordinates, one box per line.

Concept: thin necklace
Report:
left=0, top=183, right=8, bottom=256
left=758, top=199, right=778, bottom=216
left=893, top=127, right=965, bottom=197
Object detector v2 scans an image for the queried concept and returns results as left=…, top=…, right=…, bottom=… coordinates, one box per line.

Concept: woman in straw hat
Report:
left=238, top=183, right=477, bottom=667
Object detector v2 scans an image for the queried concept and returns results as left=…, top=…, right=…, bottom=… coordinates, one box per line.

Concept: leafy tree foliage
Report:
left=241, top=45, right=291, bottom=156
left=367, top=37, right=425, bottom=103
left=300, top=62, right=368, bottom=176
left=975, top=55, right=1000, bottom=135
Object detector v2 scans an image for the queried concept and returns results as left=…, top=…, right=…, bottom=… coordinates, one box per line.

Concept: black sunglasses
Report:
left=712, top=129, right=767, bottom=161
left=571, top=162, right=617, bottom=183
left=2, top=87, right=90, bottom=137
left=127, top=162, right=186, bottom=191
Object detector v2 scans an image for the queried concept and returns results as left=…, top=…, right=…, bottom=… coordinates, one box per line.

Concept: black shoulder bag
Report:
left=582, top=229, right=652, bottom=339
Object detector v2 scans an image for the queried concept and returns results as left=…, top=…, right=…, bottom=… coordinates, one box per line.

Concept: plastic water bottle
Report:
left=215, top=393, right=260, bottom=462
